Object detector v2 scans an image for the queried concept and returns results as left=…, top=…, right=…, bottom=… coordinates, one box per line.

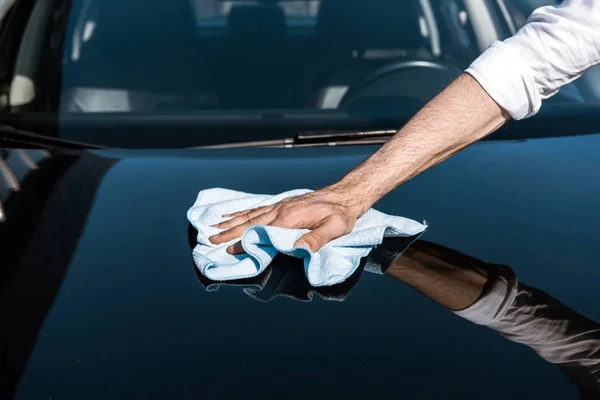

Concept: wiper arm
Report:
left=0, top=123, right=109, bottom=150
left=195, top=129, right=398, bottom=149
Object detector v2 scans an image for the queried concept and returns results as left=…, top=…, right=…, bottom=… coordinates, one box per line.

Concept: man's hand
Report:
left=209, top=186, right=366, bottom=254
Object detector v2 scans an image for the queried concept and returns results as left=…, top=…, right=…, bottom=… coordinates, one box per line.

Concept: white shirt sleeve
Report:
left=454, top=265, right=600, bottom=370
left=465, top=0, right=600, bottom=120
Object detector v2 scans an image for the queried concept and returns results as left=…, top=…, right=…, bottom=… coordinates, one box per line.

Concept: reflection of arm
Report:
left=386, top=241, right=600, bottom=395
left=385, top=240, right=490, bottom=312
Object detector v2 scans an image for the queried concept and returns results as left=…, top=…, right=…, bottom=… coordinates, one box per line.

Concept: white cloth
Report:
left=187, top=188, right=426, bottom=287
left=466, top=0, right=600, bottom=120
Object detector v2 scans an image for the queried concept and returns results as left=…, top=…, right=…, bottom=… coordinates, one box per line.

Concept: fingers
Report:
left=209, top=211, right=277, bottom=244
left=294, top=218, right=346, bottom=253
left=223, top=209, right=251, bottom=218
left=222, top=205, right=273, bottom=219
left=215, top=206, right=274, bottom=229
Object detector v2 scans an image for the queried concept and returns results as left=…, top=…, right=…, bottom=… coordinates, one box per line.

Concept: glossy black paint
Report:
left=1, top=133, right=600, bottom=399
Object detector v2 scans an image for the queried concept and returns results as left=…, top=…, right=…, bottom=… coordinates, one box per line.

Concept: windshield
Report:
left=0, top=0, right=599, bottom=147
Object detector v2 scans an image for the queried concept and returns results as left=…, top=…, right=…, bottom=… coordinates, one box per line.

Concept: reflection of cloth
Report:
left=455, top=265, right=600, bottom=398
left=196, top=235, right=420, bottom=303
left=197, top=254, right=362, bottom=303
left=466, top=0, right=600, bottom=120
left=187, top=188, right=426, bottom=287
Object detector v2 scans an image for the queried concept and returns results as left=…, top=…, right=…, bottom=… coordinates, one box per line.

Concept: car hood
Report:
left=1, top=134, right=600, bottom=399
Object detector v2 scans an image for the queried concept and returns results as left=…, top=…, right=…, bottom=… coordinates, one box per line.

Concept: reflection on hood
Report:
left=1, top=148, right=598, bottom=398
left=194, top=227, right=600, bottom=397
left=388, top=241, right=600, bottom=399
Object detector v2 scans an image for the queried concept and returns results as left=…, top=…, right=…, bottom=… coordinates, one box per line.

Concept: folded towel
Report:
left=187, top=188, right=426, bottom=287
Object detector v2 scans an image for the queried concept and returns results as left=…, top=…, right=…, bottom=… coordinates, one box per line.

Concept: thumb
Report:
left=294, top=219, right=343, bottom=252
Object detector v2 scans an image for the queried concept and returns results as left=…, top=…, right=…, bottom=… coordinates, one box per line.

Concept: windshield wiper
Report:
left=194, top=129, right=398, bottom=149
left=0, top=123, right=109, bottom=150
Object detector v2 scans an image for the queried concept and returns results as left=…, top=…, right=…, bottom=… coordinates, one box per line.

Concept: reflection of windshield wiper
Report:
left=0, top=124, right=108, bottom=150
left=194, top=129, right=398, bottom=149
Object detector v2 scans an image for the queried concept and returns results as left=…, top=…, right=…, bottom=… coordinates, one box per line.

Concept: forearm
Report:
left=331, top=73, right=509, bottom=213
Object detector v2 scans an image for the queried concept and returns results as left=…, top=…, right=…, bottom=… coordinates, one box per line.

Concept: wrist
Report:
left=326, top=179, right=375, bottom=216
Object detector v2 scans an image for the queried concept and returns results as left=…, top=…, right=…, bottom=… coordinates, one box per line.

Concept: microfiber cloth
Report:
left=187, top=188, right=427, bottom=287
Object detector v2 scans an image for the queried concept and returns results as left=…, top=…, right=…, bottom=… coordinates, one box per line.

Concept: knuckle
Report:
left=330, top=211, right=348, bottom=224
left=233, top=226, right=246, bottom=237
left=226, top=218, right=242, bottom=228
left=310, top=231, right=324, bottom=244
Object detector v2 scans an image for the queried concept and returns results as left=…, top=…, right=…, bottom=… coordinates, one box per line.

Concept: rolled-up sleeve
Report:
left=466, top=0, right=600, bottom=120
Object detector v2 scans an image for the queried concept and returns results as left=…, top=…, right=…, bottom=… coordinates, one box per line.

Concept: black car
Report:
left=1, top=0, right=599, bottom=399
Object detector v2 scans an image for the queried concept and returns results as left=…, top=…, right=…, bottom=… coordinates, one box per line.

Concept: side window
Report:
left=0, top=0, right=30, bottom=112
left=0, top=0, right=76, bottom=113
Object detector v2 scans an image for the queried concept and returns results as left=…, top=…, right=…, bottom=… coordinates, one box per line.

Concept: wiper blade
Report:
left=195, top=129, right=398, bottom=149
left=295, top=129, right=397, bottom=142
left=0, top=123, right=109, bottom=150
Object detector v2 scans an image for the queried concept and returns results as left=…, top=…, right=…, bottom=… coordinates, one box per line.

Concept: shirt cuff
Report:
left=466, top=40, right=541, bottom=120
left=453, top=264, right=518, bottom=326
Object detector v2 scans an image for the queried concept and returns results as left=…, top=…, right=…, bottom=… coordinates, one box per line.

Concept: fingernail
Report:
left=211, top=223, right=220, bottom=228
left=226, top=246, right=234, bottom=254
left=222, top=214, right=231, bottom=218
left=209, top=234, right=221, bottom=241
